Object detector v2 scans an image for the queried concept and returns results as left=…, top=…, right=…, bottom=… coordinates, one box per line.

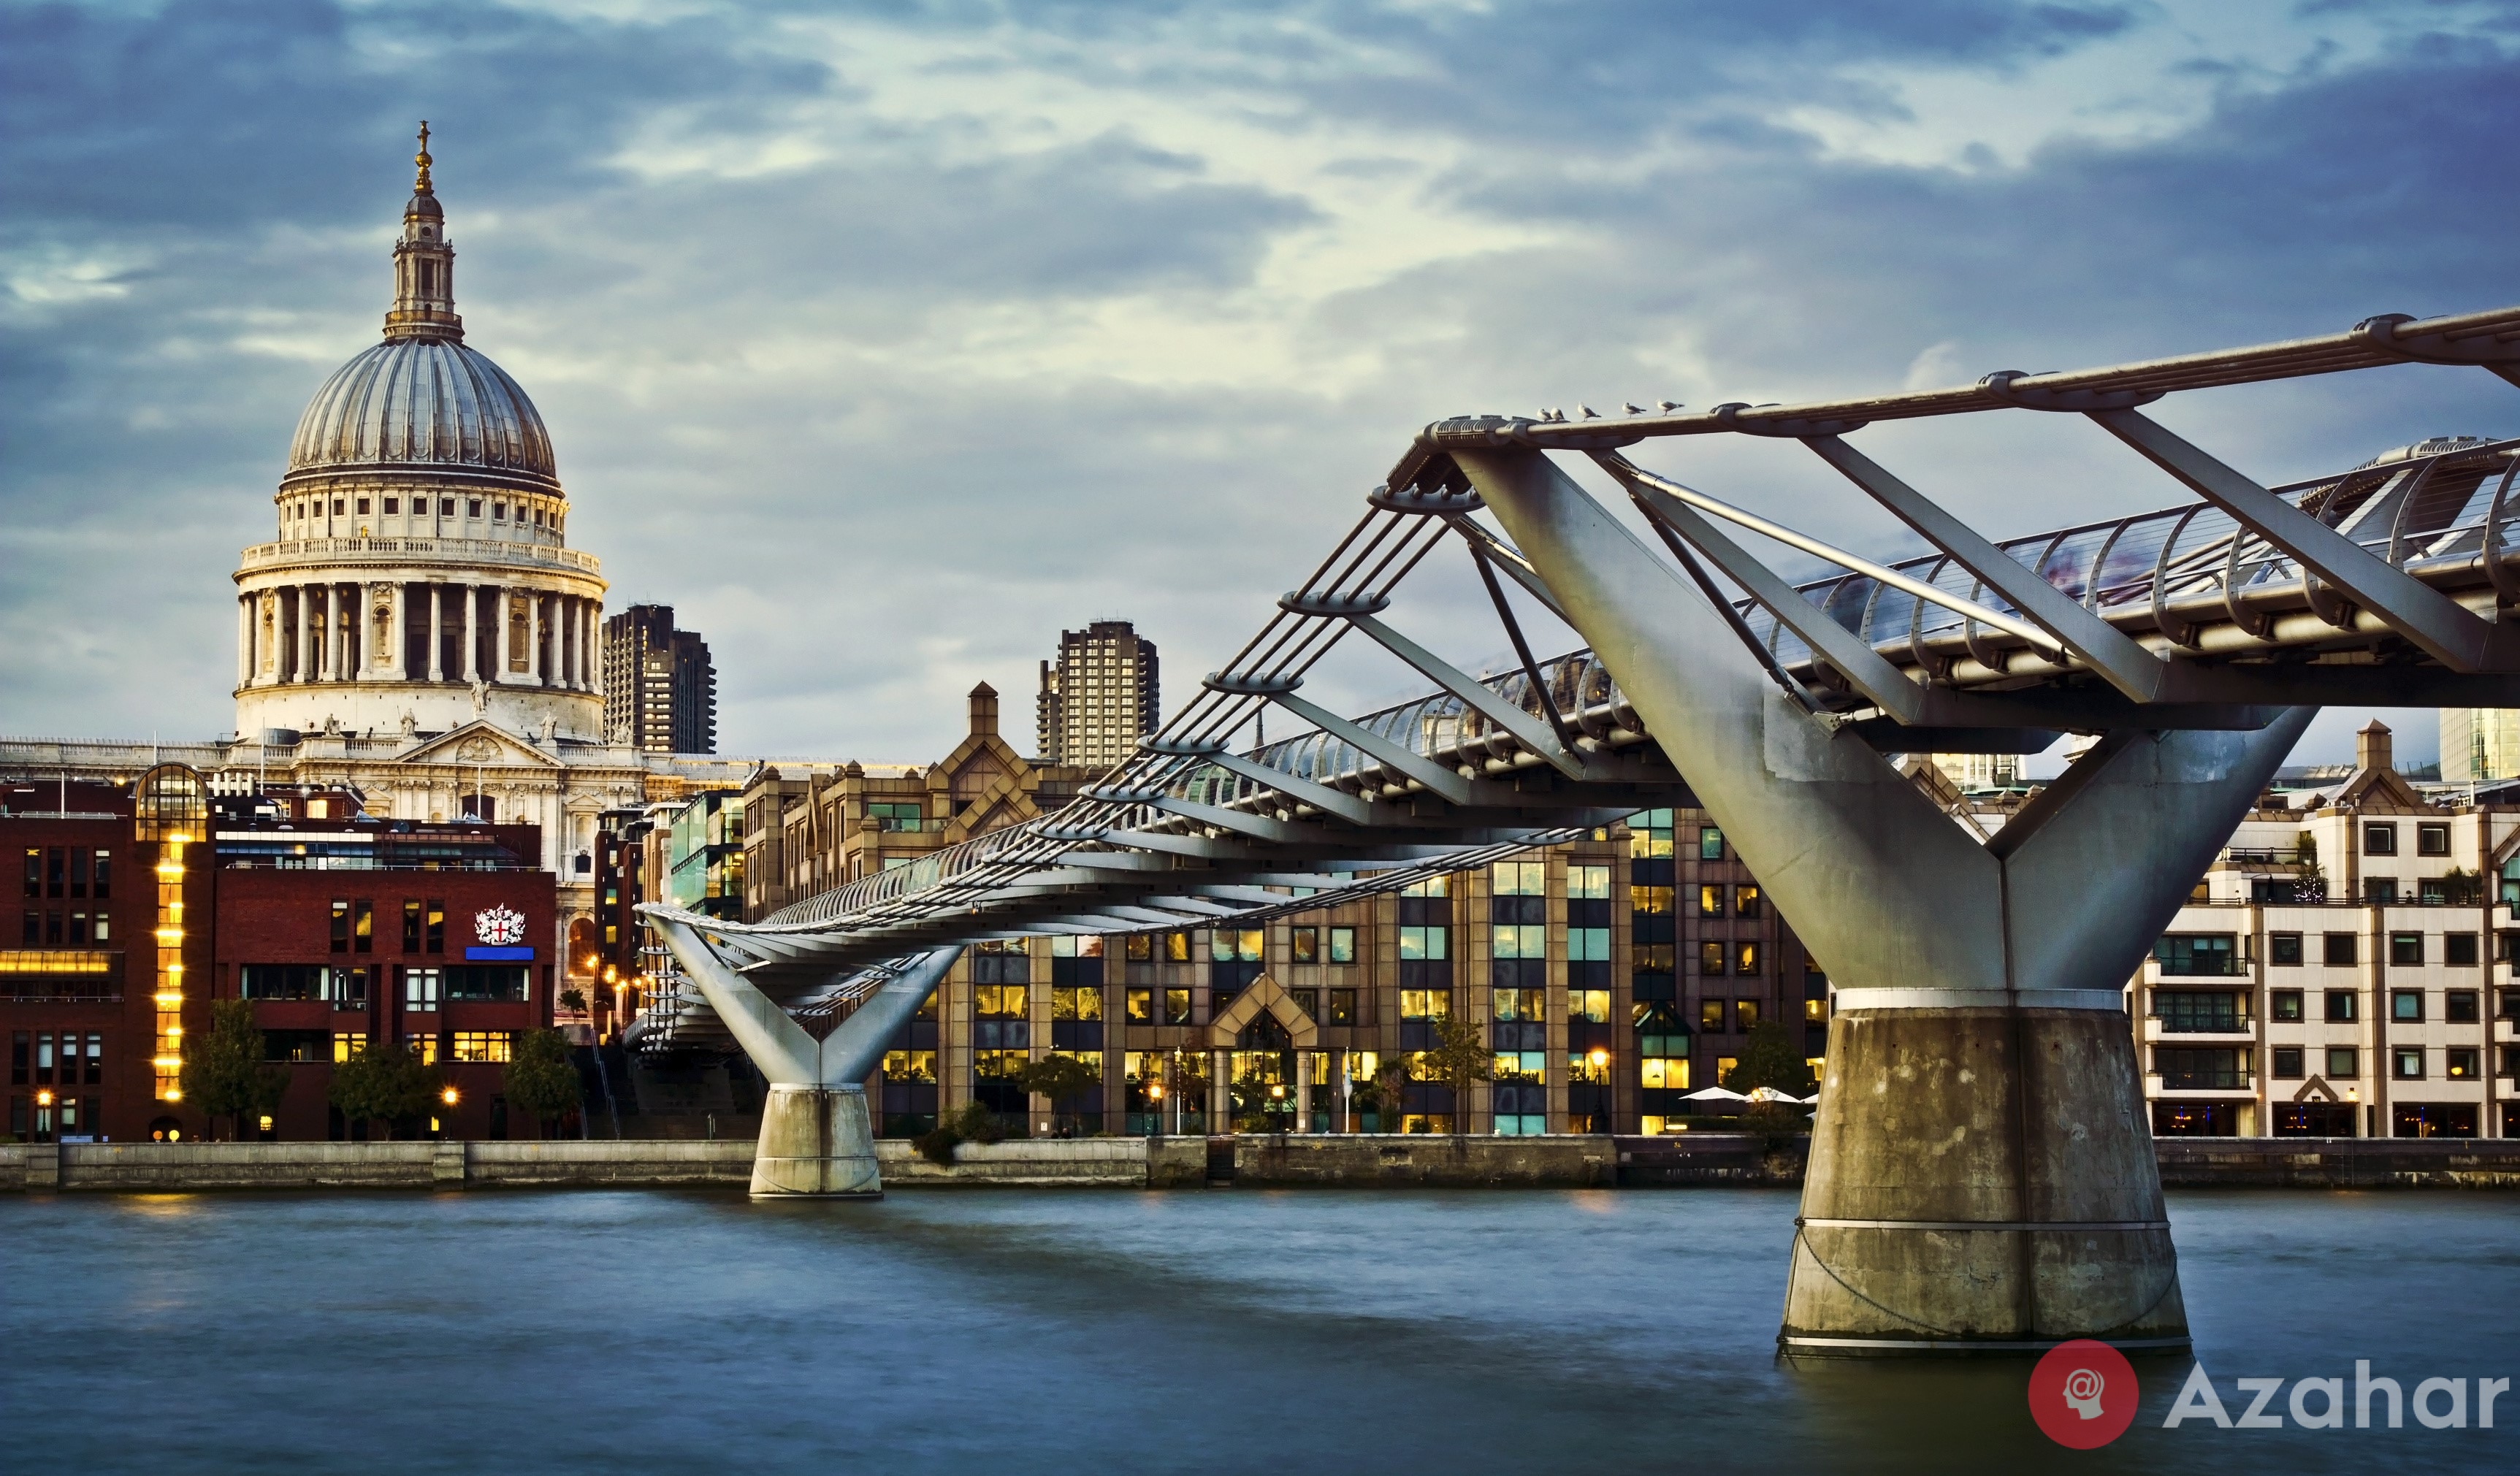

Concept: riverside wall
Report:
left=2, top=1135, right=2514, bottom=1193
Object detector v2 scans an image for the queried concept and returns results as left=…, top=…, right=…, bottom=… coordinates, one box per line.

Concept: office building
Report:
left=1035, top=622, right=1159, bottom=770
left=603, top=605, right=717, bottom=754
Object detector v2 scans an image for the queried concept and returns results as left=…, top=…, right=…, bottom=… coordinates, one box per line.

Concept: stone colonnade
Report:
left=237, top=581, right=601, bottom=692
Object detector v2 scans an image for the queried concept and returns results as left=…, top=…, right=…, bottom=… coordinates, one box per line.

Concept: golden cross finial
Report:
left=414, top=121, right=433, bottom=191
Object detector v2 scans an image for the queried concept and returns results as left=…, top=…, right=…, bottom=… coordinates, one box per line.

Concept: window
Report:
left=1734, top=942, right=1761, bottom=976
left=1699, top=998, right=1725, bottom=1032
left=444, top=966, right=526, bottom=1001
left=2446, top=933, right=2479, bottom=968
left=2416, top=823, right=2449, bottom=856
left=2364, top=877, right=2399, bottom=905
left=405, top=968, right=440, bottom=1011
left=1399, top=926, right=1448, bottom=961
left=1570, top=927, right=1609, bottom=962
left=440, top=497, right=455, bottom=516
left=1126, top=988, right=1154, bottom=1023
left=91, top=850, right=107, bottom=900
left=1698, top=884, right=1725, bottom=918
left=426, top=900, right=444, bottom=955
left=1735, top=884, right=1762, bottom=918
left=1164, top=988, right=1191, bottom=1025
left=1628, top=808, right=1673, bottom=860
left=1633, top=944, right=1674, bottom=972
left=2322, top=933, right=2357, bottom=967
left=1641, top=1053, right=1687, bottom=1090
left=1570, top=989, right=1609, bottom=1023
left=383, top=497, right=399, bottom=514
left=356, top=497, right=371, bottom=516
left=2445, top=990, right=2479, bottom=1022
left=1328, top=928, right=1355, bottom=964
left=1492, top=987, right=1543, bottom=1022
left=2445, top=1048, right=2478, bottom=1080
left=974, top=983, right=1028, bottom=1017
left=1699, top=826, right=1725, bottom=861
left=2325, top=990, right=2358, bottom=1022
left=1633, top=885, right=1673, bottom=916
left=2391, top=990, right=2424, bottom=1023
left=493, top=502, right=507, bottom=521
left=2269, top=932, right=2303, bottom=966
left=1165, top=932, right=1190, bottom=963
left=1734, top=999, right=1760, bottom=1032
left=882, top=1050, right=937, bottom=1084
left=1491, top=860, right=1545, bottom=896
left=2271, top=989, right=2304, bottom=1022
left=2153, top=934, right=2237, bottom=976
left=1291, top=927, right=1318, bottom=964
left=1697, top=941, right=1725, bottom=976
left=330, top=899, right=351, bottom=953
left=1400, top=989, right=1448, bottom=1020
left=1050, top=987, right=1101, bottom=1021
left=2155, top=992, right=2245, bottom=1033
left=1327, top=989, right=1357, bottom=1025
left=1123, top=935, right=1153, bottom=963
left=2363, top=823, right=2397, bottom=856
left=1492, top=924, right=1546, bottom=960
left=2393, top=1047, right=2424, bottom=1080
left=354, top=898, right=373, bottom=954
left=867, top=802, right=923, bottom=831
left=1210, top=929, right=1263, bottom=963
left=2152, top=1047, right=2249, bottom=1090
left=2272, top=1047, right=2304, bottom=1079
left=467, top=499, right=482, bottom=517
left=402, top=900, right=422, bottom=952
left=2389, top=933, right=2424, bottom=967
left=449, top=1032, right=512, bottom=1063
left=330, top=498, right=343, bottom=516
left=2326, top=1046, right=2358, bottom=1078
left=1569, top=864, right=1609, bottom=900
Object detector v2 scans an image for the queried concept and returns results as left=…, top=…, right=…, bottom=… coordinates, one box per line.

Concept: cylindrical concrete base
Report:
left=1780, top=1006, right=2189, bottom=1356
left=750, top=1084, right=881, bottom=1198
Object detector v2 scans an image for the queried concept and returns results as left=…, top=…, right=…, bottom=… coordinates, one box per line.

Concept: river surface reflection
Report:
left=4, top=1185, right=2513, bottom=1473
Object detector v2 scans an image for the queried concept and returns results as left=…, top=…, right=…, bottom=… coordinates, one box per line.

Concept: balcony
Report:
left=236, top=535, right=601, bottom=576
left=2153, top=1068, right=2256, bottom=1091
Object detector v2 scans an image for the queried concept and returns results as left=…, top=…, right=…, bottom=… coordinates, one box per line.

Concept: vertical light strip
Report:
left=153, top=832, right=189, bottom=1101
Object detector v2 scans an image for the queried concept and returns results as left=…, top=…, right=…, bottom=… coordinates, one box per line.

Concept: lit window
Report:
left=450, top=1031, right=511, bottom=1063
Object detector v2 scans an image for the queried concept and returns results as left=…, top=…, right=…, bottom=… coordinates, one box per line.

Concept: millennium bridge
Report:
left=641, top=305, right=2519, bottom=1355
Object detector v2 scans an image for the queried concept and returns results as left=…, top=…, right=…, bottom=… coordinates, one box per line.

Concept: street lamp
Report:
left=1588, top=1048, right=1610, bottom=1134
left=441, top=1086, right=459, bottom=1106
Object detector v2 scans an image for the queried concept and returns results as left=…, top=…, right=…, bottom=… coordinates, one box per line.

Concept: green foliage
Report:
left=1230, top=1066, right=1292, bottom=1129
left=327, top=1041, right=441, bottom=1136
left=1423, top=1011, right=1494, bottom=1134
left=502, top=1029, right=583, bottom=1133
left=912, top=1101, right=1006, bottom=1166
left=557, top=987, right=588, bottom=1013
left=1722, top=1021, right=1817, bottom=1098
left=1015, top=1053, right=1101, bottom=1106
left=178, top=999, right=287, bottom=1139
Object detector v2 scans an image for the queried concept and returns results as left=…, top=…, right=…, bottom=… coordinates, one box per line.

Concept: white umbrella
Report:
left=1744, top=1086, right=1802, bottom=1104
left=1681, top=1086, right=1749, bottom=1102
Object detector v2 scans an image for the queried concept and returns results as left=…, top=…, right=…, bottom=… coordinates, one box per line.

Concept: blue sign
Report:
left=465, top=946, right=535, bottom=962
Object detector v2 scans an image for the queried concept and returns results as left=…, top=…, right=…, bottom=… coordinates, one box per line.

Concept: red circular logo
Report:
left=2029, top=1339, right=2139, bottom=1448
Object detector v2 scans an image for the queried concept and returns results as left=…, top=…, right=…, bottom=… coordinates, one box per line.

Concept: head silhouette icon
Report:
left=2063, top=1367, right=2107, bottom=1420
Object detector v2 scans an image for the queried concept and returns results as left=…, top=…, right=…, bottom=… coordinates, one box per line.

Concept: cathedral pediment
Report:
left=395, top=721, right=562, bottom=770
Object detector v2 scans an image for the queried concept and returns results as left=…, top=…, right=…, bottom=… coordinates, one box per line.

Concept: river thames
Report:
left=3, top=1186, right=2511, bottom=1473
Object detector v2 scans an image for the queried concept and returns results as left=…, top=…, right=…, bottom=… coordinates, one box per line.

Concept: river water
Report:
left=3, top=1185, right=2512, bottom=1473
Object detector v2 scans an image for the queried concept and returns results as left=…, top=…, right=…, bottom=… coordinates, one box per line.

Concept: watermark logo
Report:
left=2164, top=1361, right=2509, bottom=1431
left=2031, top=1339, right=2139, bottom=1448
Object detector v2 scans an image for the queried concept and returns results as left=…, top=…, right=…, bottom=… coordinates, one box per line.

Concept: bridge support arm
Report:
left=650, top=916, right=821, bottom=1085
left=822, top=946, right=966, bottom=1087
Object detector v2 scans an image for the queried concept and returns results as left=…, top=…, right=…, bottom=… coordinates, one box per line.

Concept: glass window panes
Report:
left=1491, top=860, right=1546, bottom=896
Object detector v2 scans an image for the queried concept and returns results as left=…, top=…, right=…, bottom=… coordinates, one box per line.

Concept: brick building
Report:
left=6, top=766, right=554, bottom=1143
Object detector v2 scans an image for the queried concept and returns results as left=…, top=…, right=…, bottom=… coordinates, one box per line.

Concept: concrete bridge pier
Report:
left=1454, top=443, right=2311, bottom=1353
left=653, top=921, right=962, bottom=1199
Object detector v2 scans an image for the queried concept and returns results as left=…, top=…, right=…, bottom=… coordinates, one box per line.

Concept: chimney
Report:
left=969, top=682, right=999, bottom=736
left=2356, top=719, right=2393, bottom=775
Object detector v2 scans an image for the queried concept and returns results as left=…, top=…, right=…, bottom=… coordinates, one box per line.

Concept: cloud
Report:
left=0, top=0, right=2512, bottom=770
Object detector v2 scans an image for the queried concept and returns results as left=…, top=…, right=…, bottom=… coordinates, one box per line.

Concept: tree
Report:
left=1016, top=1053, right=1103, bottom=1136
left=1362, top=1058, right=1410, bottom=1132
left=502, top=1028, right=583, bottom=1137
left=1167, top=1049, right=1210, bottom=1132
left=1421, top=1012, right=1494, bottom=1139
left=328, top=1041, right=440, bottom=1140
left=179, top=999, right=288, bottom=1141
left=1722, top=1021, right=1818, bottom=1098
left=912, top=1100, right=1006, bottom=1166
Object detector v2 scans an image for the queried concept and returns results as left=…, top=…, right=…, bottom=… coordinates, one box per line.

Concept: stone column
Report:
left=386, top=583, right=407, bottom=678
left=427, top=586, right=444, bottom=681
left=235, top=595, right=253, bottom=689
left=1295, top=1051, right=1313, bottom=1133
left=461, top=586, right=478, bottom=683
left=1210, top=1049, right=1230, bottom=1131
left=528, top=590, right=544, bottom=686
left=294, top=585, right=313, bottom=686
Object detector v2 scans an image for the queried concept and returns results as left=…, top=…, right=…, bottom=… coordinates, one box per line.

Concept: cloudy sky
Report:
left=4, top=0, right=2514, bottom=769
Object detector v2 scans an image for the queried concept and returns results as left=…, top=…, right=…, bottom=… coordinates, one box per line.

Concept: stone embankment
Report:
left=1, top=1135, right=2512, bottom=1193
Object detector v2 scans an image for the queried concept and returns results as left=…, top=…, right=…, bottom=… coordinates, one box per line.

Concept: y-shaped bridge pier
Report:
left=644, top=305, right=2518, bottom=1351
